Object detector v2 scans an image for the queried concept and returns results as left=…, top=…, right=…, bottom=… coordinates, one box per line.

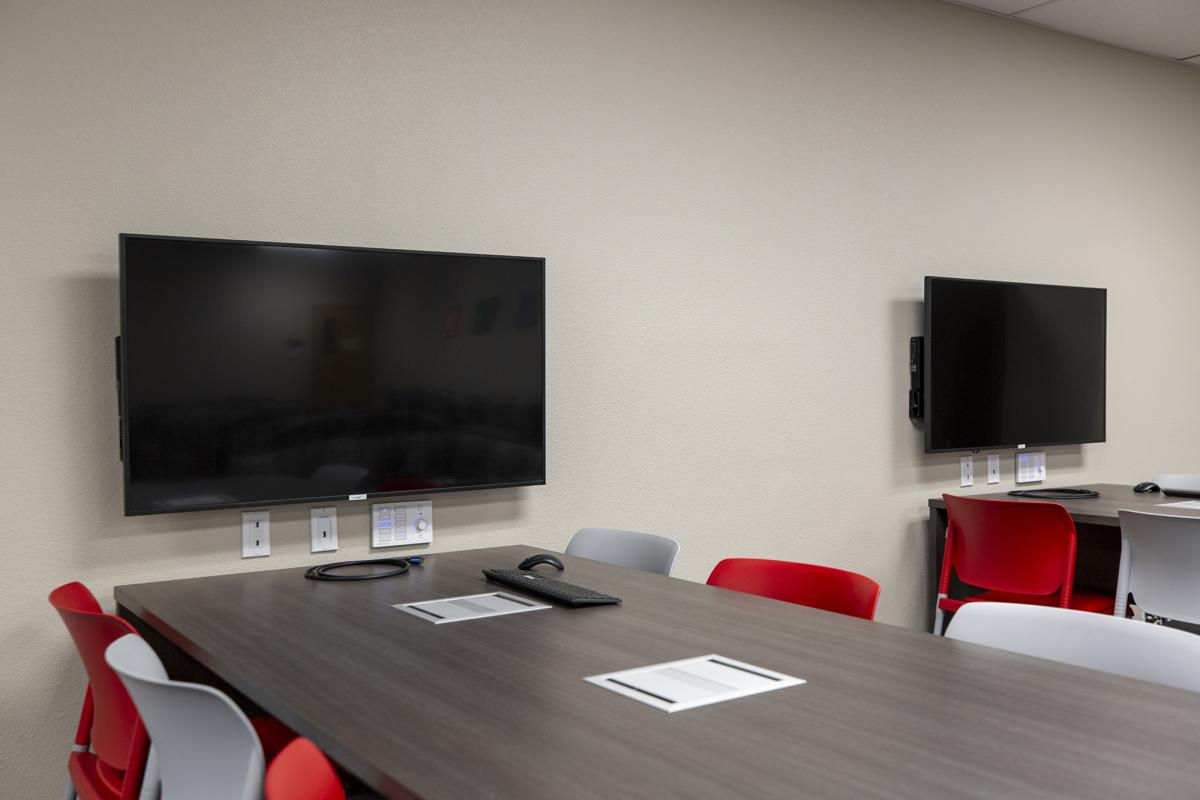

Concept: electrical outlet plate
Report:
left=241, top=511, right=270, bottom=558
left=987, top=454, right=1000, bottom=484
left=372, top=499, right=433, bottom=548
left=310, top=507, right=338, bottom=553
left=960, top=455, right=974, bottom=488
left=1015, top=451, right=1046, bottom=484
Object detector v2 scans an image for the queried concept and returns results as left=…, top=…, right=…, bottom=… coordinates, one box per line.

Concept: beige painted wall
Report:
left=3, top=0, right=1199, bottom=792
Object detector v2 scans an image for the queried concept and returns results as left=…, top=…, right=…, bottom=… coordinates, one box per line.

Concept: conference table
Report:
left=116, top=544, right=1200, bottom=799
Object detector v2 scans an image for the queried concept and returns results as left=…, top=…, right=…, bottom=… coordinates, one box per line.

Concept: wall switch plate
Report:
left=310, top=507, right=338, bottom=553
left=1015, top=451, right=1046, bottom=484
left=987, top=454, right=1000, bottom=484
left=241, top=511, right=271, bottom=558
left=372, top=499, right=433, bottom=548
left=960, top=456, right=974, bottom=488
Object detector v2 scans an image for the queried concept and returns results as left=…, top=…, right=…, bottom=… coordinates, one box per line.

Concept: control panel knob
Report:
left=414, top=518, right=428, bottom=532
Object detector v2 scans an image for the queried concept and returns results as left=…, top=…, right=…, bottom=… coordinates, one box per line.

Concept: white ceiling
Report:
left=945, top=0, right=1200, bottom=67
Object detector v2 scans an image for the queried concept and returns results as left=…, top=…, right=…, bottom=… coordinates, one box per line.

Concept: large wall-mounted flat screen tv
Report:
left=924, top=276, right=1106, bottom=453
left=120, top=234, right=545, bottom=515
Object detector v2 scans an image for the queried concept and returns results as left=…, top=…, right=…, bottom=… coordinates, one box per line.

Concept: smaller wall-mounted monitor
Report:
left=923, top=276, right=1106, bottom=453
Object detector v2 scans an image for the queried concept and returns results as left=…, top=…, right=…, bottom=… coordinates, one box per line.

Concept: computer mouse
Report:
left=518, top=553, right=565, bottom=571
left=1133, top=482, right=1161, bottom=494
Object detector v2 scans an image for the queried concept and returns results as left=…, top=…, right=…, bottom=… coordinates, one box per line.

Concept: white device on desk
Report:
left=586, top=655, right=805, bottom=713
left=373, top=499, right=433, bottom=548
left=395, top=592, right=550, bottom=624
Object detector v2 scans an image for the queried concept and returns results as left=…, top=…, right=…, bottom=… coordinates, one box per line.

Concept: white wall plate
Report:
left=310, top=507, right=338, bottom=553
left=987, top=454, right=1001, bottom=484
left=1015, top=451, right=1046, bottom=484
left=241, top=511, right=270, bottom=558
left=372, top=499, right=432, bottom=548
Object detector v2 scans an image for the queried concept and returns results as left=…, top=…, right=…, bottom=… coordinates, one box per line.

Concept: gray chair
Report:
left=945, top=602, right=1200, bottom=693
left=105, top=634, right=267, bottom=800
left=1116, top=510, right=1200, bottom=624
left=565, top=528, right=680, bottom=575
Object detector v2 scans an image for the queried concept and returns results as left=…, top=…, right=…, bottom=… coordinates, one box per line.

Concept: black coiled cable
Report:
left=304, top=558, right=412, bottom=581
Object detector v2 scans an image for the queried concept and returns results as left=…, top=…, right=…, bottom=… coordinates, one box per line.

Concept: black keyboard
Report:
left=482, top=569, right=621, bottom=607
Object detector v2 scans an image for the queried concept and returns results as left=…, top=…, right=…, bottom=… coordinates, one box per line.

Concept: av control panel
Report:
left=372, top=499, right=433, bottom=548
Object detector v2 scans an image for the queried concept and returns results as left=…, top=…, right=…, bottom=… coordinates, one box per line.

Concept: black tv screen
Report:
left=924, top=276, right=1106, bottom=453
left=120, top=234, right=545, bottom=515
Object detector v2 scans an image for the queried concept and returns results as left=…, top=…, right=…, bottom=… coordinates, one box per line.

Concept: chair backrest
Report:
left=940, top=495, right=1076, bottom=602
left=565, top=528, right=680, bottom=576
left=105, top=634, right=266, bottom=800
left=49, top=581, right=149, bottom=786
left=705, top=558, right=881, bottom=620
left=945, top=602, right=1200, bottom=693
left=265, top=737, right=346, bottom=800
left=1116, top=510, right=1200, bottom=623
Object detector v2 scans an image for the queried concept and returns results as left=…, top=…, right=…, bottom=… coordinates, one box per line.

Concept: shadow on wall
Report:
left=2, top=617, right=86, bottom=755
left=60, top=272, right=528, bottom=568
left=886, top=297, right=1087, bottom=489
left=904, top=515, right=934, bottom=630
left=62, top=272, right=123, bottom=521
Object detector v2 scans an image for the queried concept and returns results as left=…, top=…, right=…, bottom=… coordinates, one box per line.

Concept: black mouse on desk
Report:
left=518, top=553, right=565, bottom=571
left=1133, top=482, right=1161, bottom=494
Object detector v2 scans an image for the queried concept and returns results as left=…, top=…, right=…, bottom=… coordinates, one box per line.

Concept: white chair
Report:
left=105, top=634, right=268, bottom=800
left=945, top=602, right=1200, bottom=693
left=1116, top=509, right=1200, bottom=624
left=565, top=528, right=680, bottom=576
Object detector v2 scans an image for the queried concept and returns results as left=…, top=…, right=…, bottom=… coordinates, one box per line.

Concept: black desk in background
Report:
left=928, top=482, right=1200, bottom=633
left=116, top=544, right=1200, bottom=799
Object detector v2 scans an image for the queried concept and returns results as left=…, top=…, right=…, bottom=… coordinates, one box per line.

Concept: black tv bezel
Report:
left=118, top=233, right=547, bottom=516
left=922, top=275, right=1107, bottom=454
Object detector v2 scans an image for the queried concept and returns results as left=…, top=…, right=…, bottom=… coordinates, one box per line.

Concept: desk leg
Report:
left=929, top=508, right=947, bottom=634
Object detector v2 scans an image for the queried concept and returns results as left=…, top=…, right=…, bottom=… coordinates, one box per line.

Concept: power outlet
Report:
left=960, top=455, right=974, bottom=488
left=987, top=454, right=1001, bottom=485
left=241, top=511, right=271, bottom=558
left=310, top=507, right=338, bottom=553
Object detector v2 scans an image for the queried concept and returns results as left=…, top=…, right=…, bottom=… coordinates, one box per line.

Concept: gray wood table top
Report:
left=116, top=544, right=1200, bottom=799
left=929, top=483, right=1200, bottom=527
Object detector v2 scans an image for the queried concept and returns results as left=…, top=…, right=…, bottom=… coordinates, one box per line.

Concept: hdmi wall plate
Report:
left=310, top=507, right=338, bottom=553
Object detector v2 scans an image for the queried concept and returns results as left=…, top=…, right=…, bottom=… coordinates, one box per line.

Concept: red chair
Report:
left=49, top=582, right=152, bottom=800
left=265, top=737, right=345, bottom=800
left=706, top=559, right=881, bottom=620
left=935, top=494, right=1115, bottom=634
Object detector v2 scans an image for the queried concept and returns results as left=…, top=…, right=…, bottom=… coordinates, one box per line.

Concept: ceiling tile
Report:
left=1018, top=0, right=1200, bottom=60
left=949, top=0, right=1048, bottom=13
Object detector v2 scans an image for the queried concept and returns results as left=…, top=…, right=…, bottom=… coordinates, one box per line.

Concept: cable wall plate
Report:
left=585, top=654, right=805, bottom=713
